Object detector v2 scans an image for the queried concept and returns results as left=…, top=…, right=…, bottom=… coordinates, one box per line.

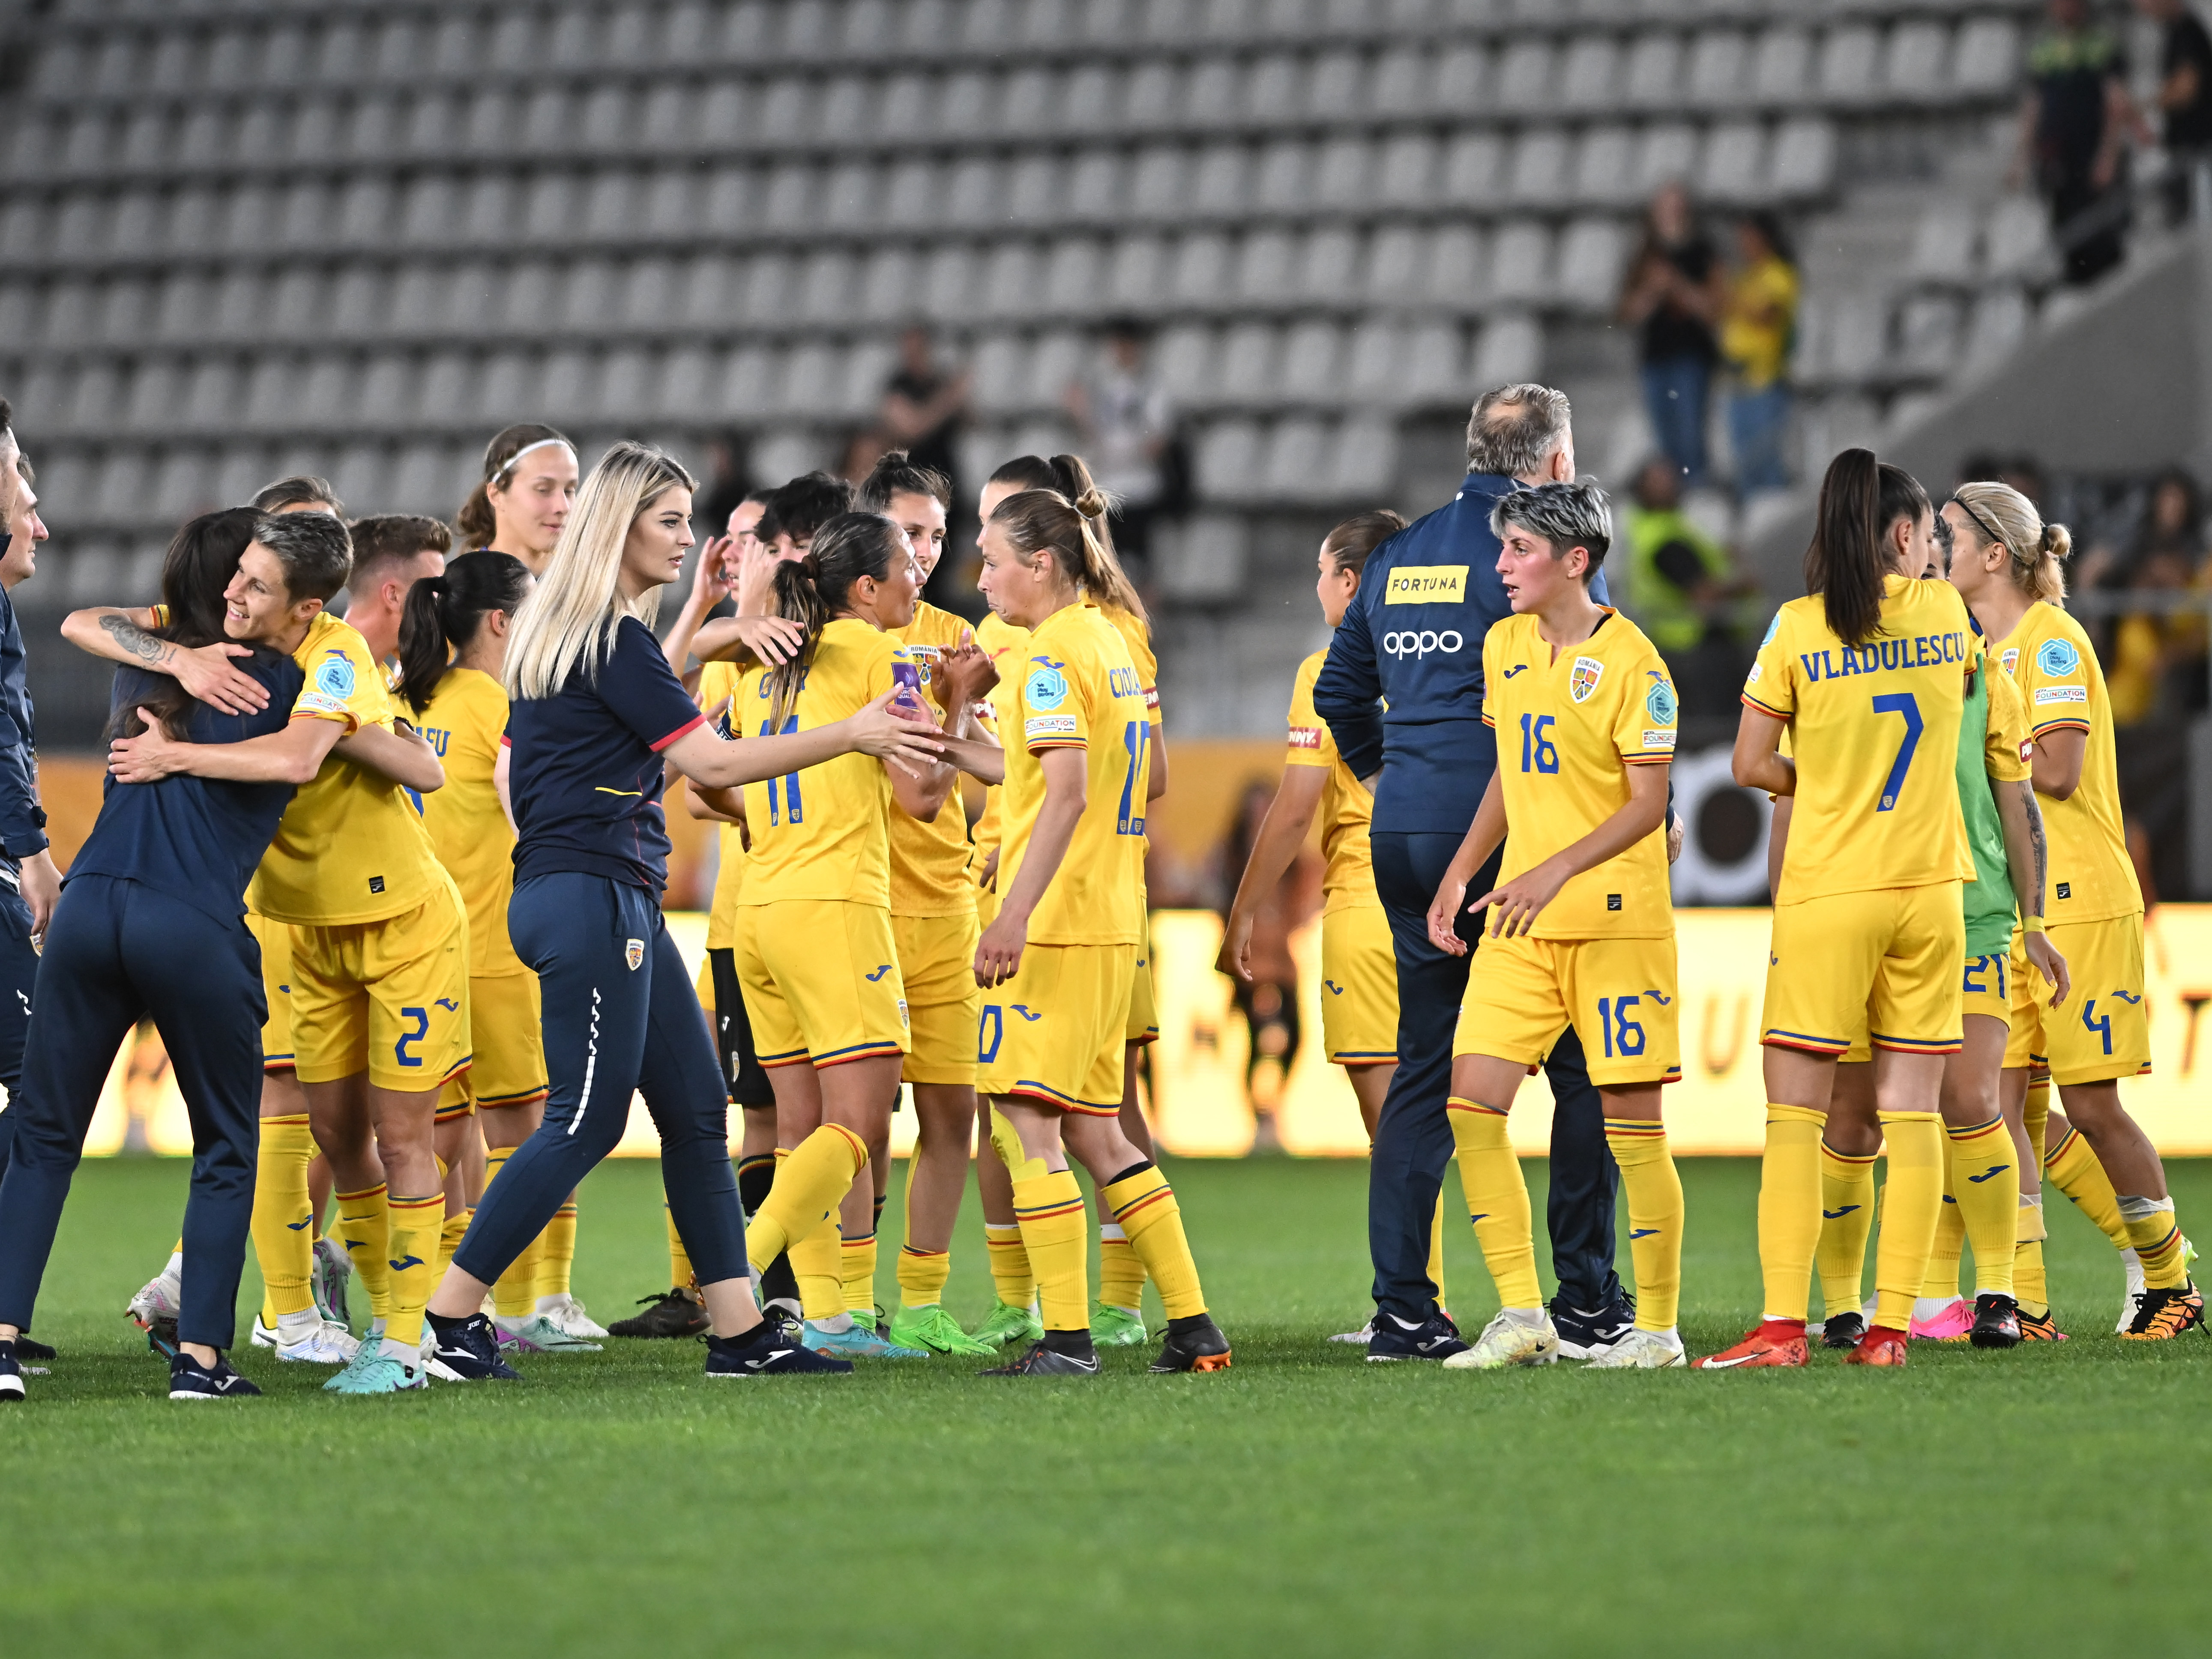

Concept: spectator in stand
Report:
left=2137, top=0, right=2212, bottom=222
left=2015, top=0, right=2139, bottom=284
left=1719, top=212, right=1800, bottom=502
left=1618, top=182, right=1724, bottom=486
left=2104, top=467, right=2209, bottom=728
left=1622, top=457, right=1760, bottom=717
left=1065, top=316, right=1176, bottom=592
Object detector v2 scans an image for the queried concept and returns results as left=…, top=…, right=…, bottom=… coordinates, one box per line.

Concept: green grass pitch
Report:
left=7, top=1154, right=2210, bottom=1656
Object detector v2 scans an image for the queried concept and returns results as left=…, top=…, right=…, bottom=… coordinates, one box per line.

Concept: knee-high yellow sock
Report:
left=665, top=1201, right=696, bottom=1292
left=841, top=1229, right=878, bottom=1316
left=1946, top=1116, right=2017, bottom=1297
left=1012, top=1170, right=1089, bottom=1333
left=1604, top=1118, right=1684, bottom=1331
left=1097, top=1224, right=1145, bottom=1314
left=2045, top=1123, right=2131, bottom=1252
left=1816, top=1140, right=1877, bottom=1319
left=382, top=1193, right=445, bottom=1349
left=2015, top=1196, right=2050, bottom=1317
left=749, top=1123, right=868, bottom=1269
left=251, top=1114, right=317, bottom=1322
left=789, top=1216, right=845, bottom=1320
left=1100, top=1163, right=1205, bottom=1320
left=2119, top=1197, right=2189, bottom=1290
left=983, top=1223, right=1033, bottom=1309
left=1448, top=1100, right=1541, bottom=1309
left=1756, top=1105, right=1826, bottom=1324
left=335, top=1183, right=393, bottom=1322
left=478, top=1148, right=537, bottom=1319
left=537, top=1202, right=577, bottom=1302
left=2023, top=1076, right=2050, bottom=1168
left=897, top=1244, right=950, bottom=1310
left=437, top=1205, right=471, bottom=1282
left=1872, top=1111, right=1944, bottom=1333
left=1919, top=1183, right=1965, bottom=1300
left=1428, top=1190, right=1447, bottom=1308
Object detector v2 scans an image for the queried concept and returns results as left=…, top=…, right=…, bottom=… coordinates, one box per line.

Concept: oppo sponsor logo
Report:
left=1382, top=629, right=1464, bottom=658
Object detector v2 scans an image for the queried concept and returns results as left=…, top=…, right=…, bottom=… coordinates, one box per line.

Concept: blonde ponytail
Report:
left=1952, top=480, right=2068, bottom=605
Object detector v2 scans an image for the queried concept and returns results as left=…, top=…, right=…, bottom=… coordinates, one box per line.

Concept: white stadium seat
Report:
left=1277, top=319, right=1343, bottom=399
left=1688, top=31, right=1750, bottom=108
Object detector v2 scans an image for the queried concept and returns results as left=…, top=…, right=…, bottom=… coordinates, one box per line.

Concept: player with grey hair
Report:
left=1491, top=479, right=1614, bottom=565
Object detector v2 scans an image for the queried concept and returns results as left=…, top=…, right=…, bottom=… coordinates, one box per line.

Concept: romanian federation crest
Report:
left=1570, top=657, right=1604, bottom=703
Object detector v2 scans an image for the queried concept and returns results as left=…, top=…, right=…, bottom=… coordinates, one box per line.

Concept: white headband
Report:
left=493, top=437, right=574, bottom=483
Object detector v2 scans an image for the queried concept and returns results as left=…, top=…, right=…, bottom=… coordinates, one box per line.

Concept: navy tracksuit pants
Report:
left=0, top=883, right=43, bottom=1181
left=0, top=876, right=262, bottom=1348
left=1369, top=832, right=1624, bottom=1325
left=454, top=873, right=745, bottom=1288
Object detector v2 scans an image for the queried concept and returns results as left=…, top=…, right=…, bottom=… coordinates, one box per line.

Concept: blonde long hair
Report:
left=505, top=441, right=694, bottom=700
left=1951, top=480, right=2071, bottom=606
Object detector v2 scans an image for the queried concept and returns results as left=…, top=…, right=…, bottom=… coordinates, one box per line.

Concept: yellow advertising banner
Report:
left=74, top=907, right=2212, bottom=1160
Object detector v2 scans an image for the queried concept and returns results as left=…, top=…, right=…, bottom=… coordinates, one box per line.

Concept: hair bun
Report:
left=1073, top=487, right=1108, bottom=521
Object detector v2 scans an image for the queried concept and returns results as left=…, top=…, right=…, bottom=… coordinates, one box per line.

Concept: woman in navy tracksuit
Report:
left=422, top=443, right=941, bottom=1382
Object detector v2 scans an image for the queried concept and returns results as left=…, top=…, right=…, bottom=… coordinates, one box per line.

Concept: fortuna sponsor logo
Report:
left=1383, top=565, right=1467, bottom=604
left=1382, top=629, right=1464, bottom=658
left=1797, top=631, right=1969, bottom=681
left=2034, top=685, right=2087, bottom=704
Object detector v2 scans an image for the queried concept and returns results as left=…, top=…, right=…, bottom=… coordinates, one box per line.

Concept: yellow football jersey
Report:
left=1745, top=574, right=1976, bottom=903
left=1993, top=601, right=2142, bottom=924
left=888, top=601, right=979, bottom=918
left=410, top=666, right=524, bottom=976
left=733, top=617, right=907, bottom=909
left=250, top=610, right=441, bottom=927
left=697, top=659, right=747, bottom=950
left=997, top=601, right=1147, bottom=947
left=1286, top=644, right=1379, bottom=914
left=1479, top=610, right=1676, bottom=939
left=970, top=610, right=1030, bottom=876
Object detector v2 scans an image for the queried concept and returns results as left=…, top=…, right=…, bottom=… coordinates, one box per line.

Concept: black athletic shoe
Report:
left=424, top=1312, right=523, bottom=1381
left=1550, top=1294, right=1636, bottom=1359
left=704, top=1325, right=853, bottom=1376
left=609, top=1288, right=711, bottom=1339
left=0, top=1339, right=23, bottom=1402
left=1970, top=1293, right=2023, bottom=1349
left=981, top=1340, right=1102, bottom=1376
left=1149, top=1313, right=1233, bottom=1373
left=1366, top=1309, right=1467, bottom=1362
left=14, top=1334, right=53, bottom=1362
left=1819, top=1311, right=1868, bottom=1351
left=168, top=1351, right=262, bottom=1401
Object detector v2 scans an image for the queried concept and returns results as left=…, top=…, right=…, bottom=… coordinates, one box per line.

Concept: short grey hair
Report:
left=1465, top=383, right=1572, bottom=477
left=1491, top=480, right=1613, bottom=572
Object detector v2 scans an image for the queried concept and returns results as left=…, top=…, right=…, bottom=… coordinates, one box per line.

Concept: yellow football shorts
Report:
left=1454, top=930, right=1681, bottom=1088
left=975, top=876, right=1000, bottom=932
left=440, top=970, right=547, bottom=1116
left=246, top=909, right=293, bottom=1073
left=894, top=909, right=981, bottom=1087
left=976, top=941, right=1135, bottom=1115
left=290, top=873, right=472, bottom=1091
left=1762, top=882, right=1964, bottom=1059
left=1124, top=946, right=1158, bottom=1045
left=2010, top=913, right=2149, bottom=1086
left=1320, top=903, right=1398, bottom=1066
left=736, top=898, right=908, bottom=1069
left=2003, top=930, right=2052, bottom=1073
left=1834, top=944, right=2017, bottom=1065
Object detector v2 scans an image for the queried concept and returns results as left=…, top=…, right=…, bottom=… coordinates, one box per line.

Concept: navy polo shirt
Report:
left=506, top=616, right=706, bottom=893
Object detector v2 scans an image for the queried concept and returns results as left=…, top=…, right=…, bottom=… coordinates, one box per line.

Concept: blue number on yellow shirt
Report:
left=395, top=1006, right=427, bottom=1068
left=1596, top=995, right=1645, bottom=1058
left=2082, top=998, right=2113, bottom=1056
left=757, top=716, right=803, bottom=825
left=1117, top=720, right=1149, bottom=835
left=1519, top=713, right=1559, bottom=774
left=1870, top=693, right=1923, bottom=812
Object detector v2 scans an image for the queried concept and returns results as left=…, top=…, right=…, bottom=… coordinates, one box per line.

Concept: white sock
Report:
left=1913, top=1295, right=1957, bottom=1320
left=378, top=1335, right=416, bottom=1363
left=275, top=1307, right=323, bottom=1341
left=811, top=1312, right=855, bottom=1334
left=535, top=1293, right=568, bottom=1314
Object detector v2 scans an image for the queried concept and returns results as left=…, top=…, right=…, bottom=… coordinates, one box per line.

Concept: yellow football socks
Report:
left=1097, top=1222, right=1145, bottom=1314
left=841, top=1228, right=878, bottom=1315
left=2015, top=1196, right=2050, bottom=1318
left=748, top=1123, right=868, bottom=1269
left=335, top=1181, right=393, bottom=1321
left=479, top=1148, right=538, bottom=1318
left=983, top=1223, right=1033, bottom=1309
left=1011, top=1170, right=1089, bottom=1332
left=250, top=1113, right=317, bottom=1321
left=1816, top=1140, right=1877, bottom=1318
left=539, top=1202, right=578, bottom=1301
left=2119, top=1196, right=2188, bottom=1290
left=1756, top=1105, right=1826, bottom=1323
left=1920, top=1185, right=1964, bottom=1301
left=382, top=1192, right=445, bottom=1349
left=1946, top=1116, right=2016, bottom=1296
left=1603, top=1118, right=1683, bottom=1331
left=437, top=1205, right=471, bottom=1282
left=1448, top=1100, right=1542, bottom=1310
left=1871, top=1110, right=1943, bottom=1333
left=1100, top=1163, right=1205, bottom=1320
left=665, top=1202, right=696, bottom=1291
left=897, top=1244, right=950, bottom=1310
left=2044, top=1122, right=2131, bottom=1253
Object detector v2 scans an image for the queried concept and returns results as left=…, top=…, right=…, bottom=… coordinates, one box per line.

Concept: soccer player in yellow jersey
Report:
left=1705, top=451, right=1976, bottom=1369
left=853, top=453, right=1005, bottom=1358
left=729, top=512, right=994, bottom=1360
left=1221, top=511, right=1414, bottom=1344
left=1418, top=483, right=1686, bottom=1370
left=1946, top=480, right=2202, bottom=1339
left=972, top=486, right=1231, bottom=1375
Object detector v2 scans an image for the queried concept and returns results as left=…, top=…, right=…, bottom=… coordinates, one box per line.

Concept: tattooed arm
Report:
left=61, top=605, right=272, bottom=715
